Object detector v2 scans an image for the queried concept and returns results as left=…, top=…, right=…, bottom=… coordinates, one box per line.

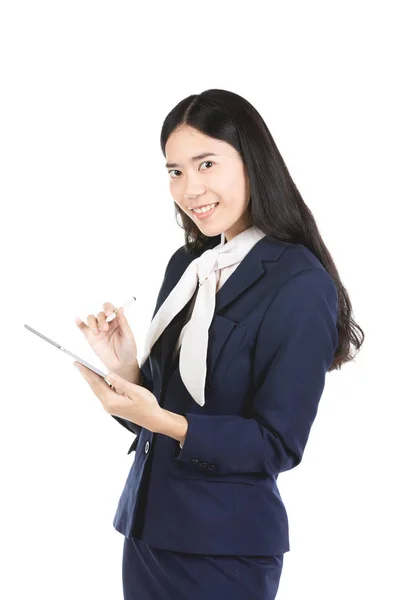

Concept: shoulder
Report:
left=262, top=238, right=327, bottom=271
left=271, top=241, right=335, bottom=287
left=258, top=241, right=338, bottom=315
left=165, top=244, right=193, bottom=274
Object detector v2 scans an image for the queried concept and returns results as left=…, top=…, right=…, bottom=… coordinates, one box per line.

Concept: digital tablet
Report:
left=24, top=323, right=109, bottom=380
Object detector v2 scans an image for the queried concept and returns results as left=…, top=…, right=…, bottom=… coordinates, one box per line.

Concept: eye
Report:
left=168, top=169, right=181, bottom=178
left=199, top=161, right=213, bottom=170
left=168, top=161, right=213, bottom=179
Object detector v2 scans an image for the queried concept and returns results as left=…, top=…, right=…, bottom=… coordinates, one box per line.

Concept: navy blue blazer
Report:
left=111, top=234, right=339, bottom=556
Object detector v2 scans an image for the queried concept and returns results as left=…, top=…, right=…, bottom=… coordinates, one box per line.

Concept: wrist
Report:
left=154, top=408, right=188, bottom=445
left=112, top=362, right=142, bottom=385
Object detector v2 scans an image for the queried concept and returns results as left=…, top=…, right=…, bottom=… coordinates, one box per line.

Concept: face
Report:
left=165, top=125, right=252, bottom=243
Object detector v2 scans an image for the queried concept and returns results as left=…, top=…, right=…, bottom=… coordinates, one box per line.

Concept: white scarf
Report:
left=140, top=225, right=266, bottom=407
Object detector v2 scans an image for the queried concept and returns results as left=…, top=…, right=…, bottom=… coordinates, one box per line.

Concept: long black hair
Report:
left=160, top=88, right=364, bottom=371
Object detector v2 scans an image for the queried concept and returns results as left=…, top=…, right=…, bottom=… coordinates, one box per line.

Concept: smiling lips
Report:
left=190, top=202, right=219, bottom=220
left=189, top=202, right=219, bottom=212
left=189, top=201, right=216, bottom=209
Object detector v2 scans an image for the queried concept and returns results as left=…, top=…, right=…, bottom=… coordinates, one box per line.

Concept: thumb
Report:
left=115, top=306, right=133, bottom=337
left=106, top=372, right=134, bottom=396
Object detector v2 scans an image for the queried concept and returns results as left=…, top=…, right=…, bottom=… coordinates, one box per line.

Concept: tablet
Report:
left=24, top=323, right=109, bottom=380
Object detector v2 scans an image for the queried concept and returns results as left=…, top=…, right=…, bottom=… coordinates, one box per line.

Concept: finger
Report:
left=75, top=362, right=109, bottom=391
left=97, top=311, right=108, bottom=331
left=75, top=316, right=93, bottom=336
left=106, top=372, right=134, bottom=396
left=74, top=362, right=96, bottom=380
left=103, top=302, right=117, bottom=317
left=86, top=314, right=100, bottom=334
left=74, top=362, right=95, bottom=384
left=115, top=306, right=133, bottom=338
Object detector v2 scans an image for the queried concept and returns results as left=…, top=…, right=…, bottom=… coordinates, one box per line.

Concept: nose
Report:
left=184, top=173, right=207, bottom=200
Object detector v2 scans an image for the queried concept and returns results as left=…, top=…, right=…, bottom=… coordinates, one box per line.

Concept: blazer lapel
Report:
left=214, top=245, right=266, bottom=313
left=214, top=235, right=290, bottom=312
left=156, top=235, right=289, bottom=393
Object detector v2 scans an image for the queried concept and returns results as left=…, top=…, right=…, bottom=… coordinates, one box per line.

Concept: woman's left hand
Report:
left=73, top=362, right=163, bottom=432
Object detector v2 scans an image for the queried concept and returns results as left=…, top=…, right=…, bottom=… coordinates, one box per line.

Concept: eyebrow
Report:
left=165, top=152, right=218, bottom=169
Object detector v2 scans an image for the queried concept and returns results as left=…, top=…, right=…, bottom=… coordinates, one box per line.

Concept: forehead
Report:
left=165, top=125, right=235, bottom=158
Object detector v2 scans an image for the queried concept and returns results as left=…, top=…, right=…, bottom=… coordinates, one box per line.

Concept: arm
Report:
left=111, top=246, right=184, bottom=438
left=172, top=268, right=339, bottom=477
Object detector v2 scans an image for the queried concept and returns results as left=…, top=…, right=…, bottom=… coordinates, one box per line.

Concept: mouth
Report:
left=188, top=202, right=219, bottom=221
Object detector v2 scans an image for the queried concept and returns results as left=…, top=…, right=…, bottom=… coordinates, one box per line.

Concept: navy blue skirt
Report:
left=122, top=535, right=283, bottom=600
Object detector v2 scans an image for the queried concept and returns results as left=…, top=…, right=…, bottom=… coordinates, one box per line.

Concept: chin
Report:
left=198, top=223, right=224, bottom=236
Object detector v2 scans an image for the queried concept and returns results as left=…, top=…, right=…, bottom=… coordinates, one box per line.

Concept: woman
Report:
left=74, top=89, right=364, bottom=599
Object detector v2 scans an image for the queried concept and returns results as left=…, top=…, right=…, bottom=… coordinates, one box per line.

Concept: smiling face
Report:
left=165, top=125, right=252, bottom=242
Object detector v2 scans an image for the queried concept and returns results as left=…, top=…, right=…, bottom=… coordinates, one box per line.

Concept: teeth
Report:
left=192, top=203, right=218, bottom=214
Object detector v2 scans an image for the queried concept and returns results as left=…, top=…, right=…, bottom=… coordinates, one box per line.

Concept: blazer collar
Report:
left=208, top=234, right=289, bottom=313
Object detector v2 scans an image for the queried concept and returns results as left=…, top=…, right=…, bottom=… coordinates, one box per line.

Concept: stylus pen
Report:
left=105, top=296, right=136, bottom=322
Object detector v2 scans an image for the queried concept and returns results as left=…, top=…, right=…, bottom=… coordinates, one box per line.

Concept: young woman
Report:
left=75, top=89, right=364, bottom=599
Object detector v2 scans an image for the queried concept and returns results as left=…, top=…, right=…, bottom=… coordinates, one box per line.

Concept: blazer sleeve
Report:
left=111, top=246, right=183, bottom=438
left=174, top=267, right=339, bottom=477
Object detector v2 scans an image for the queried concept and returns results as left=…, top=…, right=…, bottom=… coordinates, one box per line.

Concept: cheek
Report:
left=216, top=172, right=242, bottom=194
left=173, top=196, right=186, bottom=212
left=229, top=177, right=248, bottom=204
left=170, top=179, right=184, bottom=193
left=169, top=183, right=181, bottom=202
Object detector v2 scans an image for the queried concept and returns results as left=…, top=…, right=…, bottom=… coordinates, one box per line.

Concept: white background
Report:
left=1, top=1, right=398, bottom=598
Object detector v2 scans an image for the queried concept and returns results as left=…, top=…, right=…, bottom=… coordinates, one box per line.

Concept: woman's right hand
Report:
left=75, top=302, right=139, bottom=379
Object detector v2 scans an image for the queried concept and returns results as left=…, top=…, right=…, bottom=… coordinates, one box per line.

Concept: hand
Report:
left=73, top=362, right=163, bottom=432
left=75, top=302, right=138, bottom=376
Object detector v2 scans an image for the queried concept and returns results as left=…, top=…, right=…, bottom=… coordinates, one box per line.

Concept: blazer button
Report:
left=145, top=441, right=150, bottom=454
left=191, top=459, right=200, bottom=465
left=206, top=464, right=216, bottom=471
left=199, top=462, right=208, bottom=469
